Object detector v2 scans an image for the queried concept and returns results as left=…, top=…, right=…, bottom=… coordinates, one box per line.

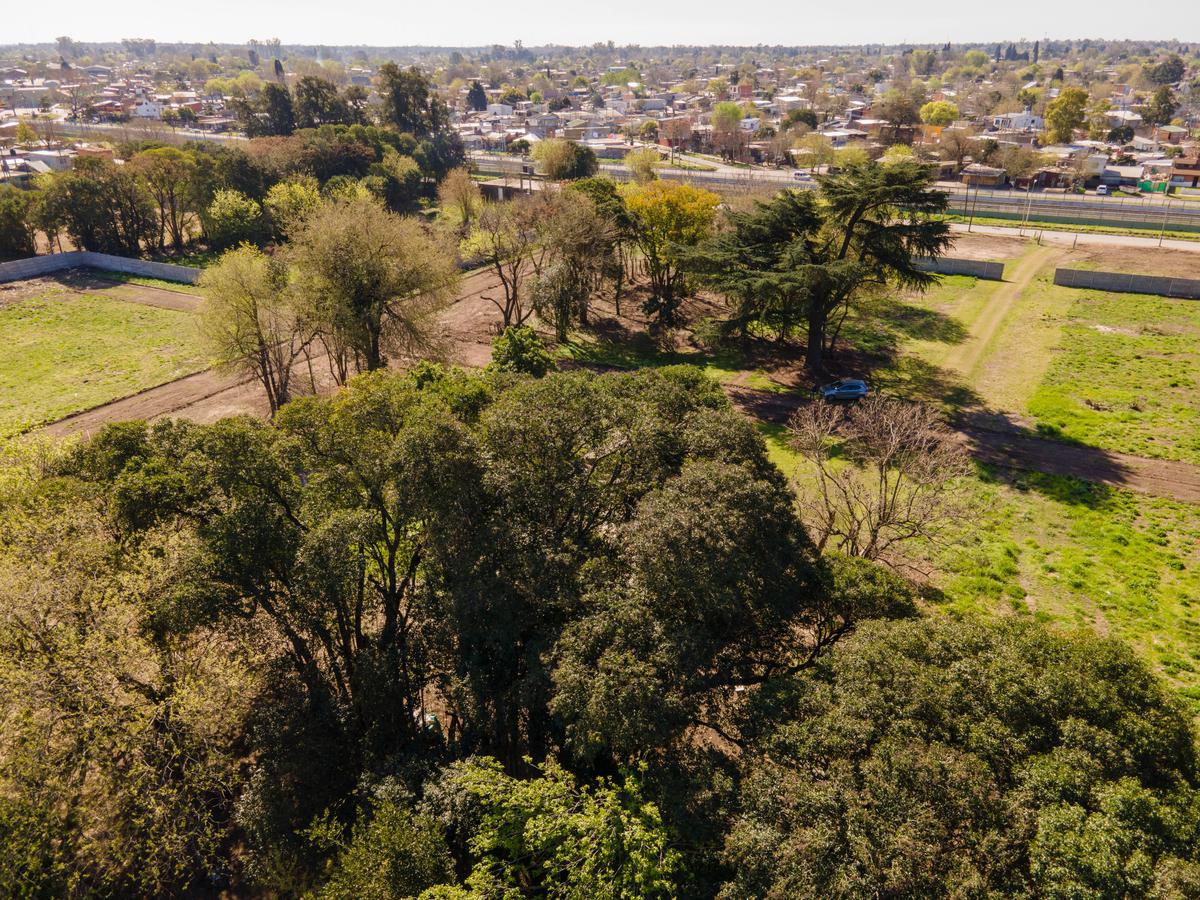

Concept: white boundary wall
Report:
left=0, top=252, right=201, bottom=285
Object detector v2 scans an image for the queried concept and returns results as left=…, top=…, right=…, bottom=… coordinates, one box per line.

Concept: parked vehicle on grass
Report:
left=816, top=378, right=870, bottom=402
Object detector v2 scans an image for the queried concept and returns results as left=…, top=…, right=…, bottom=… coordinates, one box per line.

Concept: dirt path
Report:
left=725, top=385, right=1200, bottom=506
left=939, top=245, right=1062, bottom=388
left=41, top=269, right=507, bottom=436
left=57, top=271, right=203, bottom=313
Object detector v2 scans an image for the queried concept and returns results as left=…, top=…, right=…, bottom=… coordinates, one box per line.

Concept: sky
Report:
left=7, top=0, right=1199, bottom=47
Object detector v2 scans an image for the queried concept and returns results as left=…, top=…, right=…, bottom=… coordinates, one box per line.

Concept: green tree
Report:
left=376, top=64, right=447, bottom=137
left=1146, top=54, right=1186, bottom=86
left=204, top=188, right=266, bottom=250
left=466, top=80, right=488, bottom=111
left=436, top=166, right=482, bottom=234
left=1044, top=86, right=1089, bottom=143
left=723, top=617, right=1200, bottom=899
left=129, top=146, right=199, bottom=250
left=919, top=99, right=959, bottom=126
left=1144, top=86, right=1178, bottom=127
left=237, top=82, right=295, bottom=137
left=879, top=88, right=920, bottom=125
left=368, top=148, right=423, bottom=212
left=37, top=158, right=156, bottom=256
left=318, top=801, right=454, bottom=899
left=624, top=146, right=661, bottom=183
left=489, top=324, right=555, bottom=376
left=711, top=100, right=748, bottom=159
left=532, top=138, right=598, bottom=180
left=0, top=184, right=37, bottom=260
left=198, top=245, right=314, bottom=414
left=263, top=175, right=321, bottom=239
left=622, top=180, right=720, bottom=327
left=289, top=196, right=459, bottom=376
left=880, top=144, right=918, bottom=165
left=294, top=75, right=353, bottom=128
left=1087, top=98, right=1114, bottom=140
left=441, top=757, right=680, bottom=898
left=687, top=162, right=950, bottom=371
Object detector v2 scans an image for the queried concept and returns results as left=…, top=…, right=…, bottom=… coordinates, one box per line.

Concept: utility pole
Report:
left=1159, top=196, right=1172, bottom=247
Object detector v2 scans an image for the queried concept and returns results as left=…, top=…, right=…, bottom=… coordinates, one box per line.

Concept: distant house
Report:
left=525, top=112, right=560, bottom=138
left=1169, top=156, right=1200, bottom=189
left=961, top=163, right=1006, bottom=187
left=133, top=100, right=163, bottom=118
left=486, top=103, right=514, bottom=117
left=990, top=108, right=1043, bottom=132
left=1153, top=124, right=1188, bottom=145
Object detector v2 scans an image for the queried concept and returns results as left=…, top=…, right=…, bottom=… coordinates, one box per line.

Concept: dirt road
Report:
left=725, top=385, right=1200, bottom=506
left=42, top=268, right=507, bottom=437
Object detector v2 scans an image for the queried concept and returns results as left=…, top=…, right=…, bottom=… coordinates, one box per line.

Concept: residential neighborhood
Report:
left=3, top=40, right=1199, bottom=195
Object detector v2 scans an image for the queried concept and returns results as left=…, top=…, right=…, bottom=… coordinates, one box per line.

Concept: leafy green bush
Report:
left=489, top=325, right=555, bottom=377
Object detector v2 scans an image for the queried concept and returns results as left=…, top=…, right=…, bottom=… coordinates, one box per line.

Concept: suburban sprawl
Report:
left=4, top=35, right=1200, bottom=899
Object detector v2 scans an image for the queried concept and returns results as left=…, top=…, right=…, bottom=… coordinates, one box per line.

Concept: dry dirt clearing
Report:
left=43, top=268, right=507, bottom=437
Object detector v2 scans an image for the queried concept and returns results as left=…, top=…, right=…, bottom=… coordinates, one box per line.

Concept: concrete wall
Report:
left=0, top=252, right=201, bottom=285
left=915, top=257, right=1006, bottom=280
left=1053, top=268, right=1200, bottom=300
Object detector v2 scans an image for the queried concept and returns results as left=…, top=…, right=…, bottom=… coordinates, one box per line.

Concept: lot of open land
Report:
left=7, top=235, right=1200, bottom=705
left=0, top=274, right=208, bottom=437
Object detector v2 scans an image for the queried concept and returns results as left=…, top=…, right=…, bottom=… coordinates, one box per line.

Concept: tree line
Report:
left=0, top=67, right=464, bottom=262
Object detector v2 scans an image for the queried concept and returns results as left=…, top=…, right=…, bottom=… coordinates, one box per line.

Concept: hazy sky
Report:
left=8, top=0, right=1199, bottom=47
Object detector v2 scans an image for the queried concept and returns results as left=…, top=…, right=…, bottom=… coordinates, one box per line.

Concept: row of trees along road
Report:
left=2, top=364, right=1198, bottom=896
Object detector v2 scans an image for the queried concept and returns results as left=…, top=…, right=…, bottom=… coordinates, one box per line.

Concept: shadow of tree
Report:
left=873, top=296, right=971, bottom=344
left=956, top=408, right=1129, bottom=511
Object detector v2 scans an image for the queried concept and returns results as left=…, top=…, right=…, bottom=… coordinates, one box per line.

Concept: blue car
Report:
left=817, top=378, right=870, bottom=402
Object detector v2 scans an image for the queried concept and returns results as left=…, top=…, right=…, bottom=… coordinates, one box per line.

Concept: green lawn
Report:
left=0, top=289, right=207, bottom=436
left=760, top=423, right=1200, bottom=708
left=558, top=332, right=789, bottom=393
left=1028, top=288, right=1200, bottom=464
left=93, top=270, right=205, bottom=295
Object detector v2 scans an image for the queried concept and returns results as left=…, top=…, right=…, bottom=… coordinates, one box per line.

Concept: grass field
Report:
left=760, top=424, right=1200, bottom=708
left=93, top=270, right=205, bottom=295
left=0, top=288, right=207, bottom=436
left=753, top=239, right=1200, bottom=709
left=1028, top=288, right=1200, bottom=464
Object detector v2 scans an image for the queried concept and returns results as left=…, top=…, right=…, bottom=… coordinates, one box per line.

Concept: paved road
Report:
left=472, top=150, right=1200, bottom=233
left=949, top=222, right=1200, bottom=253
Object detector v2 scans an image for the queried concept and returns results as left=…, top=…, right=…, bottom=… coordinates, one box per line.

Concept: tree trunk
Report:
left=806, top=306, right=826, bottom=373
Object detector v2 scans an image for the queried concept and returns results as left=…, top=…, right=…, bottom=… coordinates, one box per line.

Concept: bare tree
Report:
left=467, top=195, right=554, bottom=329
left=198, top=246, right=315, bottom=416
left=788, top=396, right=972, bottom=564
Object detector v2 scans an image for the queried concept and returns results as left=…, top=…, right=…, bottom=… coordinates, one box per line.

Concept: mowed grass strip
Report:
left=1028, top=287, right=1200, bottom=464
left=0, top=290, right=208, bottom=436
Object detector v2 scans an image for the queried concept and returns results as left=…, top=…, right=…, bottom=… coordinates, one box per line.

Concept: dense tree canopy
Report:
left=724, top=617, right=1200, bottom=898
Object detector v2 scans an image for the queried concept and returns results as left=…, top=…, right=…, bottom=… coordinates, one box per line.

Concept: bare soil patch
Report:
left=0, top=276, right=71, bottom=308
left=1068, top=244, right=1200, bottom=279
left=948, top=232, right=1034, bottom=262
